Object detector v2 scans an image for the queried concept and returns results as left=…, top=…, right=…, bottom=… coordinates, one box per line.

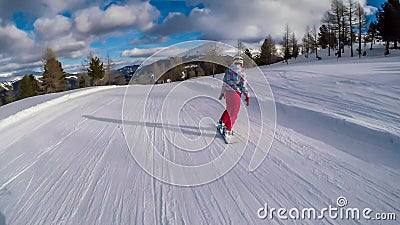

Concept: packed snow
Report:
left=0, top=50, right=399, bottom=224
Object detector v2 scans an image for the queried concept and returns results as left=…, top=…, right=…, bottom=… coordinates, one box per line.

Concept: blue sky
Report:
left=0, top=0, right=385, bottom=78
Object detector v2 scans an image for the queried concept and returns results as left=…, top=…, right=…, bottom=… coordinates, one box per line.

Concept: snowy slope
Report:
left=0, top=54, right=399, bottom=224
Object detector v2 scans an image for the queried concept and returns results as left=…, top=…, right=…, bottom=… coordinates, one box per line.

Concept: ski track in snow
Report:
left=0, top=57, right=399, bottom=224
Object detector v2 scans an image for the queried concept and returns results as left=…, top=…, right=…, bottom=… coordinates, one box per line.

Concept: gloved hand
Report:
left=219, top=93, right=224, bottom=100
left=245, top=96, right=250, bottom=106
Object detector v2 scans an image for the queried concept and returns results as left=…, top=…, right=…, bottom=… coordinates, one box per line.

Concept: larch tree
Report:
left=355, top=2, right=367, bottom=57
left=347, top=0, right=357, bottom=57
left=291, top=33, right=299, bottom=59
left=330, top=0, right=346, bottom=57
left=367, top=21, right=378, bottom=50
left=281, top=24, right=292, bottom=62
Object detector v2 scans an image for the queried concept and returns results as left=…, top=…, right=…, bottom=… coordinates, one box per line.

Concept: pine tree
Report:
left=260, top=35, right=277, bottom=65
left=318, top=25, right=329, bottom=49
left=19, top=75, right=39, bottom=99
left=42, top=48, right=67, bottom=93
left=5, top=89, right=16, bottom=104
left=377, top=0, right=400, bottom=54
left=87, top=55, right=105, bottom=86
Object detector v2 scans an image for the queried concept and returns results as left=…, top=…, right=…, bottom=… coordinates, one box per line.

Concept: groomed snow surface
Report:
left=0, top=49, right=399, bottom=224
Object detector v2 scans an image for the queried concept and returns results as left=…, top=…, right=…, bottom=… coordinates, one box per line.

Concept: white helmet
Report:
left=233, top=55, right=243, bottom=66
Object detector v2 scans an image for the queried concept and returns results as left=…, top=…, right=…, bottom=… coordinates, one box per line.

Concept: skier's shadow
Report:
left=83, top=115, right=216, bottom=138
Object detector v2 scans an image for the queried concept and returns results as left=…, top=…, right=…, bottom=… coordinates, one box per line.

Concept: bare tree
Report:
left=105, top=53, right=115, bottom=85
left=281, top=24, right=291, bottom=62
left=302, top=26, right=313, bottom=58
left=347, top=0, right=357, bottom=57
left=355, top=2, right=367, bottom=57
left=291, top=33, right=299, bottom=59
left=330, top=0, right=346, bottom=57
left=322, top=11, right=338, bottom=56
left=312, top=25, right=319, bottom=58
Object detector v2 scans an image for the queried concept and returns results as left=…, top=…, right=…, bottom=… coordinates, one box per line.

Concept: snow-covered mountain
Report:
left=178, top=41, right=238, bottom=58
left=0, top=51, right=399, bottom=224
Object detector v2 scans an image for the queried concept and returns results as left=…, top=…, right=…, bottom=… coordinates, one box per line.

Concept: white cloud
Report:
left=130, top=35, right=169, bottom=45
left=122, top=47, right=166, bottom=57
left=0, top=1, right=162, bottom=77
left=42, top=0, right=87, bottom=15
left=364, top=5, right=378, bottom=16
left=0, top=24, right=44, bottom=74
left=0, top=61, right=43, bottom=77
left=151, top=0, right=373, bottom=41
left=34, top=15, right=73, bottom=40
left=121, top=46, right=190, bottom=58
left=0, top=0, right=90, bottom=20
left=0, top=61, right=42, bottom=72
left=49, top=35, right=91, bottom=59
left=0, top=24, right=36, bottom=54
left=74, top=2, right=159, bottom=34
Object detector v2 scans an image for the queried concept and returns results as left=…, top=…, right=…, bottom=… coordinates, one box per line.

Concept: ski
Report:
left=216, top=123, right=232, bottom=144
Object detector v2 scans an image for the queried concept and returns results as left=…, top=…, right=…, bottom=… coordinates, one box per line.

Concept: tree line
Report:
left=249, top=0, right=400, bottom=66
left=1, top=48, right=123, bottom=106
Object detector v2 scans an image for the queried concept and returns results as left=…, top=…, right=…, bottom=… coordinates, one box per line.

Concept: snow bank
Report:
left=0, top=86, right=120, bottom=131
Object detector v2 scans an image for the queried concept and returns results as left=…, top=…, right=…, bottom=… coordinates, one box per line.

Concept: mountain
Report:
left=0, top=65, right=136, bottom=103
left=178, top=41, right=236, bottom=58
left=115, top=65, right=139, bottom=83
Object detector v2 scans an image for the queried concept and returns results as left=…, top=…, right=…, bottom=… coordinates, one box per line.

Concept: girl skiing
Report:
left=218, top=55, right=250, bottom=140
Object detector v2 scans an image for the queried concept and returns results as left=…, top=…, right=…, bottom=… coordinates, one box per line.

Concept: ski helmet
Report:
left=233, top=55, right=243, bottom=66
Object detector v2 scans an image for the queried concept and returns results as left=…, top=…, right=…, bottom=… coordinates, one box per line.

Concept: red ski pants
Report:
left=220, top=91, right=241, bottom=131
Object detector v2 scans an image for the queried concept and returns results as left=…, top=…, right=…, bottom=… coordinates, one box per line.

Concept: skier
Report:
left=217, top=55, right=250, bottom=142
left=150, top=74, right=156, bottom=84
